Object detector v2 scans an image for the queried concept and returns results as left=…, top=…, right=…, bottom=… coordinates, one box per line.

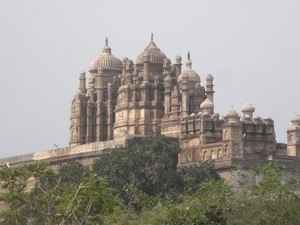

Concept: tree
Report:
left=178, top=160, right=221, bottom=194
left=93, top=134, right=182, bottom=198
left=93, top=134, right=223, bottom=212
left=228, top=162, right=300, bottom=225
left=58, top=161, right=89, bottom=184
left=0, top=163, right=123, bottom=224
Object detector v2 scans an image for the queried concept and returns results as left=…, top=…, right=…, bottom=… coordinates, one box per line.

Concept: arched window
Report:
left=218, top=148, right=223, bottom=159
left=211, top=150, right=217, bottom=160
left=223, top=148, right=227, bottom=158
left=203, top=151, right=209, bottom=161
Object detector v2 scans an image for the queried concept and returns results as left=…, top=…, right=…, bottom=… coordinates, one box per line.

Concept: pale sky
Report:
left=0, top=0, right=299, bottom=158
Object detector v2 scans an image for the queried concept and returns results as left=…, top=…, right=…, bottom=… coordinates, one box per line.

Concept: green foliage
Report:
left=93, top=135, right=220, bottom=204
left=93, top=134, right=182, bottom=204
left=0, top=162, right=123, bottom=224
left=130, top=180, right=232, bottom=225
left=178, top=161, right=221, bottom=194
left=121, top=162, right=300, bottom=225
left=2, top=138, right=300, bottom=225
left=58, top=161, right=89, bottom=183
left=228, top=162, right=300, bottom=225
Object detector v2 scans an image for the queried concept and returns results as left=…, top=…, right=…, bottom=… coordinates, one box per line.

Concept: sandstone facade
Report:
left=2, top=35, right=300, bottom=172
left=69, top=35, right=300, bottom=169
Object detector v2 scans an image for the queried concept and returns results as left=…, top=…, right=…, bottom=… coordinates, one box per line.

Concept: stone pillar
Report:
left=121, top=57, right=128, bottom=85
left=97, top=69, right=104, bottom=102
left=174, top=55, right=182, bottom=79
left=96, top=68, right=105, bottom=141
left=141, top=81, right=150, bottom=101
left=86, top=100, right=93, bottom=143
left=107, top=83, right=114, bottom=140
left=287, top=114, right=300, bottom=157
left=205, top=74, right=214, bottom=102
left=125, top=60, right=134, bottom=84
left=199, top=114, right=204, bottom=144
left=164, top=74, right=172, bottom=115
left=170, top=85, right=180, bottom=116
left=143, top=52, right=150, bottom=82
left=79, top=71, right=87, bottom=94
left=222, top=109, right=243, bottom=158
left=181, top=74, right=189, bottom=115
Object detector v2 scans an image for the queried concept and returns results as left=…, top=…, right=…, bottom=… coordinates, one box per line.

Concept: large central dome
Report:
left=136, top=35, right=167, bottom=64
left=89, top=38, right=122, bottom=72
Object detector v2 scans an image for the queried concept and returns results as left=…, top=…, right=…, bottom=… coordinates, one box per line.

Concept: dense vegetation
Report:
left=0, top=134, right=300, bottom=224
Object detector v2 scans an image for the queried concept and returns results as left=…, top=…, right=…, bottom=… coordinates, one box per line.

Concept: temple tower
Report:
left=287, top=113, right=300, bottom=157
left=114, top=35, right=166, bottom=137
left=70, top=72, right=87, bottom=146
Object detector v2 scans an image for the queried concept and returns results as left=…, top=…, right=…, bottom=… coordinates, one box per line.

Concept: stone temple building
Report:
left=1, top=35, right=300, bottom=174
left=69, top=35, right=296, bottom=170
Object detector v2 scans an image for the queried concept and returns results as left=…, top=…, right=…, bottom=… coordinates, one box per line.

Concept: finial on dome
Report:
left=151, top=32, right=154, bottom=42
left=105, top=36, right=108, bottom=45
left=187, top=51, right=191, bottom=60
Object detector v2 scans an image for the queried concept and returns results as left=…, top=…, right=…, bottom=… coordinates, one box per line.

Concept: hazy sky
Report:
left=0, top=0, right=299, bottom=158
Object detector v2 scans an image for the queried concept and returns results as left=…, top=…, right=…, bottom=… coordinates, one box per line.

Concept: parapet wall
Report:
left=0, top=136, right=131, bottom=168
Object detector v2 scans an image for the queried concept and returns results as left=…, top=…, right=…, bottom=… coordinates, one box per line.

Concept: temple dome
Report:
left=200, top=98, right=214, bottom=115
left=241, top=102, right=255, bottom=113
left=136, top=36, right=167, bottom=64
left=89, top=38, right=122, bottom=72
left=226, top=108, right=239, bottom=117
left=206, top=74, right=214, bottom=82
left=200, top=98, right=214, bottom=110
left=178, top=53, right=200, bottom=84
left=291, top=113, right=300, bottom=123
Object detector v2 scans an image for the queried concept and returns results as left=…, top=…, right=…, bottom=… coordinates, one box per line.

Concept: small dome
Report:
left=200, top=98, right=214, bottom=110
left=178, top=53, right=200, bottom=84
left=136, top=38, right=167, bottom=64
left=175, top=55, right=182, bottom=60
left=291, top=113, right=300, bottom=123
left=182, top=113, right=189, bottom=119
left=241, top=102, right=255, bottom=113
left=226, top=108, right=239, bottom=117
left=244, top=115, right=251, bottom=119
left=225, top=108, right=240, bottom=123
left=206, top=74, right=214, bottom=82
left=190, top=113, right=196, bottom=117
left=122, top=57, right=129, bottom=63
left=89, top=38, right=122, bottom=72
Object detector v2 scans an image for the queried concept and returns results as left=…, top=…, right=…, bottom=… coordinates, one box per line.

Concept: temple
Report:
left=1, top=35, right=300, bottom=174
left=69, top=35, right=300, bottom=169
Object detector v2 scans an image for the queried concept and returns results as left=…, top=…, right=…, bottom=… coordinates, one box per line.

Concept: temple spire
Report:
left=151, top=32, right=153, bottom=42
left=187, top=51, right=191, bottom=60
left=105, top=36, right=108, bottom=45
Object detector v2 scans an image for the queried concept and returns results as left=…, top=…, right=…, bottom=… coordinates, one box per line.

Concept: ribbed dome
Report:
left=291, top=113, right=300, bottom=123
left=136, top=40, right=167, bottom=64
left=200, top=98, right=214, bottom=110
left=178, top=53, right=200, bottom=84
left=206, top=74, right=214, bottom=82
left=226, top=108, right=239, bottom=117
left=241, top=102, right=255, bottom=113
left=89, top=38, right=122, bottom=72
left=225, top=108, right=240, bottom=123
